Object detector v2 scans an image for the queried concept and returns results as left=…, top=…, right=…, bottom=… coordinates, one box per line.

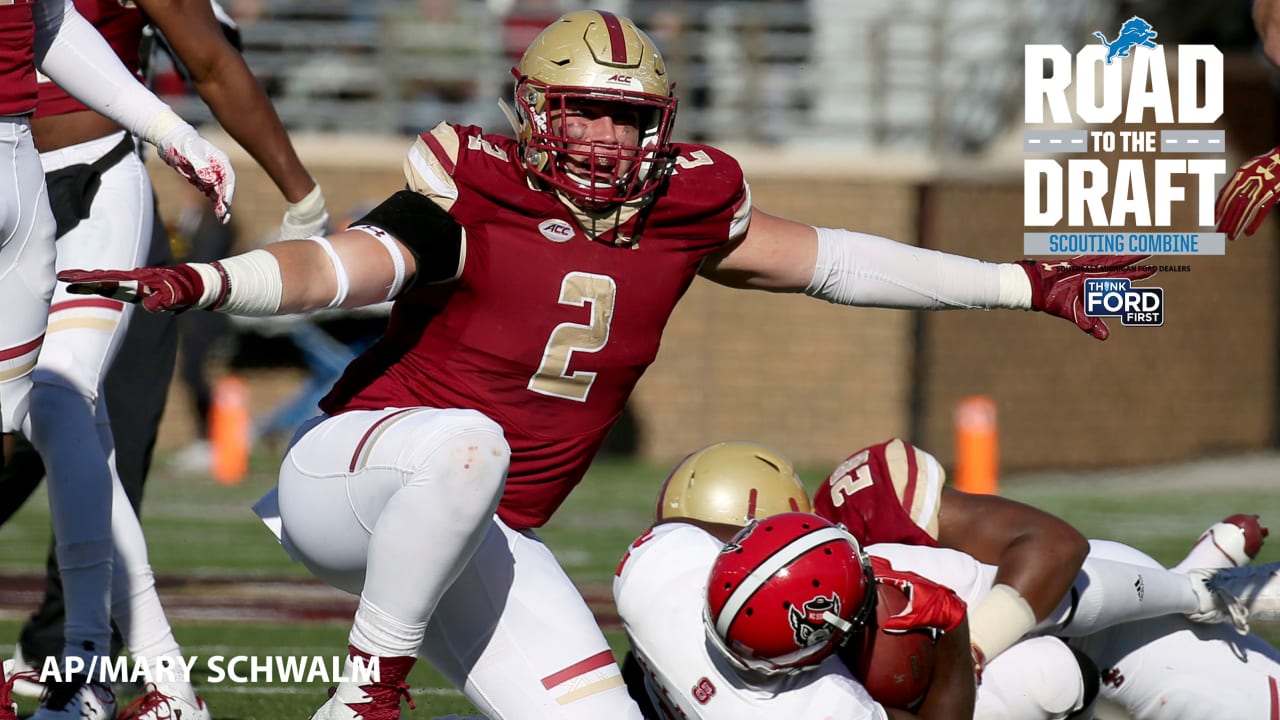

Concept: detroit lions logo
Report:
left=1094, top=16, right=1158, bottom=65
left=788, top=594, right=841, bottom=648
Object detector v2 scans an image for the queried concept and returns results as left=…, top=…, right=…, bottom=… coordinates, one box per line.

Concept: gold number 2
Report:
left=527, top=272, right=617, bottom=402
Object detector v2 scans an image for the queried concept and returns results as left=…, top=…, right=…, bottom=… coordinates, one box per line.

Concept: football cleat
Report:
left=117, top=683, right=211, bottom=720
left=309, top=679, right=415, bottom=720
left=2, top=647, right=45, bottom=699
left=1187, top=561, right=1280, bottom=634
left=1, top=659, right=21, bottom=720
left=30, top=675, right=117, bottom=720
left=1177, top=514, right=1269, bottom=571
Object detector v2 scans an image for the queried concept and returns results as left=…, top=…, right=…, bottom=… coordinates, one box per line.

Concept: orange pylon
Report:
left=209, top=376, right=250, bottom=485
left=954, top=395, right=998, bottom=495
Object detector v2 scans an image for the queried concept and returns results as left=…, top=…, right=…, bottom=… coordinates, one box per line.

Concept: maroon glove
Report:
left=870, top=556, right=967, bottom=636
left=1017, top=255, right=1156, bottom=341
left=1216, top=146, right=1280, bottom=240
left=58, top=264, right=223, bottom=313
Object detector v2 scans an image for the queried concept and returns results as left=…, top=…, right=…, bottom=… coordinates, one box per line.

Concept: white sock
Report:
left=1045, top=557, right=1200, bottom=636
left=1173, top=520, right=1252, bottom=572
left=349, top=600, right=426, bottom=658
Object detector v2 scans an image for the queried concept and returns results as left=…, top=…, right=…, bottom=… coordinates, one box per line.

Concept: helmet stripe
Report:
left=596, top=11, right=629, bottom=64
left=714, top=525, right=855, bottom=639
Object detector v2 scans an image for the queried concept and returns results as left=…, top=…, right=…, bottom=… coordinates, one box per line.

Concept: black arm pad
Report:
left=353, top=190, right=465, bottom=285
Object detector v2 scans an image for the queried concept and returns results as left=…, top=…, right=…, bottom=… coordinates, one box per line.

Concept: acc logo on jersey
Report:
left=788, top=594, right=841, bottom=648
left=538, top=219, right=575, bottom=243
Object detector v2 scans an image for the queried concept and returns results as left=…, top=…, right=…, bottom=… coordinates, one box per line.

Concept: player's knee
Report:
left=409, top=410, right=510, bottom=493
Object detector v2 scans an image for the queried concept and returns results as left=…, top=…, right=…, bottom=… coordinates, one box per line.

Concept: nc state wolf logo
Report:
left=788, top=594, right=841, bottom=648
left=1093, top=16, right=1158, bottom=65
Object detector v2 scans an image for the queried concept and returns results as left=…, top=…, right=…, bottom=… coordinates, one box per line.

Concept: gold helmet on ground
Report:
left=656, top=441, right=811, bottom=527
left=511, top=10, right=677, bottom=209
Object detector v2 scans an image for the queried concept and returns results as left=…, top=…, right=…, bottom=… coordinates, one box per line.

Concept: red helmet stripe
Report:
left=596, top=11, right=629, bottom=64
left=746, top=488, right=759, bottom=520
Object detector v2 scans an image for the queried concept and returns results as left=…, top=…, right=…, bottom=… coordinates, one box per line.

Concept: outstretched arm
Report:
left=140, top=0, right=327, bottom=237
left=698, top=208, right=1154, bottom=340
left=57, top=190, right=465, bottom=315
left=936, top=488, right=1089, bottom=664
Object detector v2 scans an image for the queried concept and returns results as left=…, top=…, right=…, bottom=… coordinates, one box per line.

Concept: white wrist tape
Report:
left=351, top=225, right=407, bottom=300
left=968, top=584, right=1038, bottom=662
left=287, top=183, right=328, bottom=225
left=805, top=226, right=1005, bottom=310
left=190, top=251, right=283, bottom=316
left=306, top=236, right=350, bottom=309
left=997, top=263, right=1034, bottom=310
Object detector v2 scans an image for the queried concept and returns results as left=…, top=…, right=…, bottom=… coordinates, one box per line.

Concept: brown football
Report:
left=841, top=583, right=937, bottom=710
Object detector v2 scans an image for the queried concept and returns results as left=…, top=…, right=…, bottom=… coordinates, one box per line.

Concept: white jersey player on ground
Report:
left=617, top=441, right=1280, bottom=720
left=814, top=437, right=1280, bottom=720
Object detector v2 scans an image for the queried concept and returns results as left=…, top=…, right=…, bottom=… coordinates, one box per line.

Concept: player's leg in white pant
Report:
left=1074, top=540, right=1280, bottom=720
left=277, top=407, right=509, bottom=718
left=0, top=118, right=56, bottom=435
left=976, top=636, right=1089, bottom=720
left=26, top=132, right=151, bottom=676
left=420, top=519, right=643, bottom=720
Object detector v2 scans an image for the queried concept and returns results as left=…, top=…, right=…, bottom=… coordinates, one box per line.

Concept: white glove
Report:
left=143, top=111, right=236, bottom=223
left=279, top=183, right=331, bottom=240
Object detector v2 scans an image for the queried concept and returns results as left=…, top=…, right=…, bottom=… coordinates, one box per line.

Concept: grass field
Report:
left=1, top=450, right=1277, bottom=718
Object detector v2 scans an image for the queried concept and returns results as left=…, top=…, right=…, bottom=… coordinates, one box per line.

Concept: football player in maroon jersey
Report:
left=60, top=10, right=1158, bottom=720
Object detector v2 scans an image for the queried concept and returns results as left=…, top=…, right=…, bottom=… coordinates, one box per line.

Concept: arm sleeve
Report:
left=33, top=0, right=170, bottom=138
left=351, top=190, right=465, bottom=286
left=805, top=227, right=1030, bottom=310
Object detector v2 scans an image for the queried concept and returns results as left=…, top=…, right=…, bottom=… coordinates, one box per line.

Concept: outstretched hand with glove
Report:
left=1017, top=254, right=1156, bottom=341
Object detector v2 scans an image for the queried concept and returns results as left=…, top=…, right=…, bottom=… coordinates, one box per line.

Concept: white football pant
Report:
left=0, top=116, right=56, bottom=434
left=277, top=407, right=643, bottom=719
left=1073, top=540, right=1280, bottom=720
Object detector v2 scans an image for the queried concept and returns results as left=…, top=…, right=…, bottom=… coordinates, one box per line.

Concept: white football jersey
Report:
left=613, top=523, right=889, bottom=720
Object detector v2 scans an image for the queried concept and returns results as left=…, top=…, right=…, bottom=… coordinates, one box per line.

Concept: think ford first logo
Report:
left=1022, top=16, right=1226, bottom=260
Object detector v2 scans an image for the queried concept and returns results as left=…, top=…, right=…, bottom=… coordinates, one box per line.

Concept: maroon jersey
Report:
left=34, top=0, right=146, bottom=118
left=0, top=1, right=36, bottom=116
left=813, top=438, right=945, bottom=547
left=322, top=123, right=750, bottom=529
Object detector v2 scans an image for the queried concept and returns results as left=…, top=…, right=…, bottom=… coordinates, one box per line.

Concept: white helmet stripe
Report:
left=715, top=525, right=855, bottom=639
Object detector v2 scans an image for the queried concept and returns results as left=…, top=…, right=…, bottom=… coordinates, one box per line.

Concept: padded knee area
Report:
left=400, top=410, right=510, bottom=501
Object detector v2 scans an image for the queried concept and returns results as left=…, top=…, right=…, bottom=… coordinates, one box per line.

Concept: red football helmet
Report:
left=704, top=512, right=876, bottom=676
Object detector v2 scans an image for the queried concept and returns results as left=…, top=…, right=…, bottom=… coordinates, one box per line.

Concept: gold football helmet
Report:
left=656, top=441, right=812, bottom=527
left=511, top=10, right=677, bottom=209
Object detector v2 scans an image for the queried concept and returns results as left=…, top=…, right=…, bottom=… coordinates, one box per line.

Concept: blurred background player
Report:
left=2, top=0, right=323, bottom=716
left=0, top=0, right=233, bottom=716
left=614, top=443, right=975, bottom=720
left=59, top=10, right=1166, bottom=719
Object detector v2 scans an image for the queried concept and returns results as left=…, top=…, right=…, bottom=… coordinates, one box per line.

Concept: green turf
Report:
left=1, top=452, right=1277, bottom=717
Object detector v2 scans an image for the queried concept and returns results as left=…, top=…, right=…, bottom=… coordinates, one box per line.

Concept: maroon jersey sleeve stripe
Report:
left=50, top=298, right=125, bottom=313
left=596, top=11, right=629, bottom=64
left=422, top=131, right=456, bottom=175
left=0, top=335, right=43, bottom=362
left=541, top=650, right=616, bottom=689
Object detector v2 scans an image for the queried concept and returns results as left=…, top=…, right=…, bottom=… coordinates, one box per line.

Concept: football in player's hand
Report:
left=842, top=583, right=937, bottom=710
